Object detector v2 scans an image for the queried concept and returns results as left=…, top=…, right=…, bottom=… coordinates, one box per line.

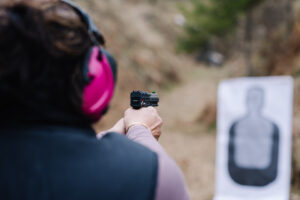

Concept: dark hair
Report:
left=0, top=0, right=93, bottom=119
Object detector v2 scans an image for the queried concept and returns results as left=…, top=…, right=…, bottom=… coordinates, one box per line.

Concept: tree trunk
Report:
left=285, top=0, right=294, bottom=36
left=244, top=9, right=253, bottom=76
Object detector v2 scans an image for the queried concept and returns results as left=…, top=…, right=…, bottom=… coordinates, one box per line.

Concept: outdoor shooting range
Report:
left=0, top=0, right=299, bottom=200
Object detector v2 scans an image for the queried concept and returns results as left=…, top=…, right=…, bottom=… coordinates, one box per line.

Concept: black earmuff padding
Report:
left=101, top=105, right=110, bottom=116
left=82, top=47, right=94, bottom=84
left=101, top=49, right=118, bottom=84
left=97, top=49, right=117, bottom=116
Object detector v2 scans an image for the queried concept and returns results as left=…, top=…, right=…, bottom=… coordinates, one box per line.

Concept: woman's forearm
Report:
left=127, top=126, right=190, bottom=200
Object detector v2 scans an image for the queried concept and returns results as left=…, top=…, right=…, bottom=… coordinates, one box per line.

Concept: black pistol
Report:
left=130, top=90, right=159, bottom=109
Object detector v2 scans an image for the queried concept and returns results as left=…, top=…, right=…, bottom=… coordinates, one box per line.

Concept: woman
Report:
left=0, top=0, right=189, bottom=200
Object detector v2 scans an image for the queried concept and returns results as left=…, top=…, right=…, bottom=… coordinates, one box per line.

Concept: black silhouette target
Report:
left=228, top=86, right=279, bottom=187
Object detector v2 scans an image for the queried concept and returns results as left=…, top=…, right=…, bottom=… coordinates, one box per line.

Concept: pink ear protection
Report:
left=82, top=47, right=115, bottom=120
left=62, top=0, right=117, bottom=121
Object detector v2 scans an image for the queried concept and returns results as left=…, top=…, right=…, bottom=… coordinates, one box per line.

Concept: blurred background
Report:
left=74, top=0, right=300, bottom=199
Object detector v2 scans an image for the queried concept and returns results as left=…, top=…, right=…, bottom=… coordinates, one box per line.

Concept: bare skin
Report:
left=102, top=107, right=163, bottom=140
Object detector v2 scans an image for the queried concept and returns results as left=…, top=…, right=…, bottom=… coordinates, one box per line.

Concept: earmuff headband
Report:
left=61, top=0, right=105, bottom=46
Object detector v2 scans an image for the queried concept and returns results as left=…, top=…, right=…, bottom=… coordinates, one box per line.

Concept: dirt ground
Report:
left=158, top=65, right=300, bottom=200
left=158, top=67, right=218, bottom=200
left=96, top=62, right=300, bottom=199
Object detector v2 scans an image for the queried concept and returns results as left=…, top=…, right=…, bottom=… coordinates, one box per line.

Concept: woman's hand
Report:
left=124, top=107, right=163, bottom=140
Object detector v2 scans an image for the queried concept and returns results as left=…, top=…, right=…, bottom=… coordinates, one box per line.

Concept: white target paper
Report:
left=214, top=76, right=294, bottom=200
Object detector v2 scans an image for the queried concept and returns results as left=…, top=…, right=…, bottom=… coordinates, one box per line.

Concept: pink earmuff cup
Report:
left=82, top=47, right=115, bottom=120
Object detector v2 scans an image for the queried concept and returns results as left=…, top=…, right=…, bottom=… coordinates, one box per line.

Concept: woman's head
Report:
left=0, top=0, right=95, bottom=120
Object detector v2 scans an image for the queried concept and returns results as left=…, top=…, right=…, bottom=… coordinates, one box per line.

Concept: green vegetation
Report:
left=178, top=0, right=262, bottom=52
